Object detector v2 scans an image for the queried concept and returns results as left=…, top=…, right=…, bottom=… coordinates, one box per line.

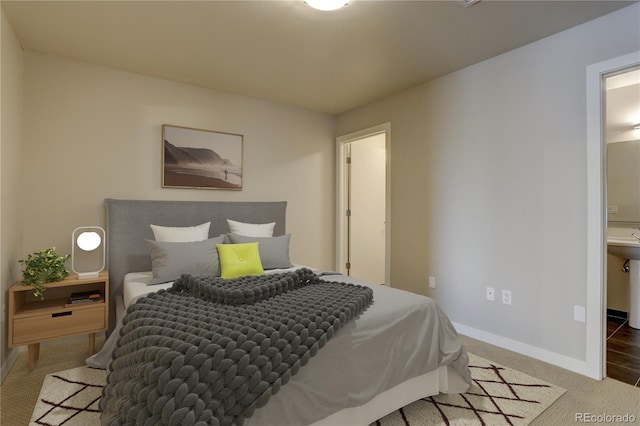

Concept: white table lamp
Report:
left=72, top=226, right=105, bottom=279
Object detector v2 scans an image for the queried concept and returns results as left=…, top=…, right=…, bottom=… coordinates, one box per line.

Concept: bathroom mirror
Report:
left=606, top=69, right=640, bottom=225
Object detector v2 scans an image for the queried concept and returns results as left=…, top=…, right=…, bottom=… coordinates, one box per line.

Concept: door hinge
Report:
left=346, top=209, right=351, bottom=217
left=346, top=262, right=351, bottom=270
left=346, top=156, right=351, bottom=164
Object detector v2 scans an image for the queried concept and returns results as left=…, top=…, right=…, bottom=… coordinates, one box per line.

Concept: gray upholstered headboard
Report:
left=104, top=198, right=287, bottom=330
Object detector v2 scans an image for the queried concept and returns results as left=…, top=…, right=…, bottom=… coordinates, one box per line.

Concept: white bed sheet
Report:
left=119, top=268, right=470, bottom=425
left=123, top=271, right=167, bottom=307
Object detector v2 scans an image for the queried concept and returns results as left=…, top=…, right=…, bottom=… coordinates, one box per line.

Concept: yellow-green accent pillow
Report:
left=216, top=243, right=264, bottom=279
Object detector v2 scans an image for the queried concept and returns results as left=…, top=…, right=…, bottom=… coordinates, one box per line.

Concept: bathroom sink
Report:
left=608, top=229, right=640, bottom=329
left=607, top=235, right=640, bottom=260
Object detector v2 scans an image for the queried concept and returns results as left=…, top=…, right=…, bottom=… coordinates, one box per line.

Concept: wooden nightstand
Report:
left=7, top=271, right=109, bottom=370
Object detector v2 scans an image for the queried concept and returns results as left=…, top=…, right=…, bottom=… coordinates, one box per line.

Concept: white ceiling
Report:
left=2, top=0, right=635, bottom=115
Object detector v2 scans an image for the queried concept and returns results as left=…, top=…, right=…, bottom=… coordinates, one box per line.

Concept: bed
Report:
left=92, top=198, right=471, bottom=425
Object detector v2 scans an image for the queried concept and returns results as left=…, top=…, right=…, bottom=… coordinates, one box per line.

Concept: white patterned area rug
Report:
left=374, top=353, right=566, bottom=426
left=30, top=366, right=105, bottom=426
left=31, top=354, right=565, bottom=426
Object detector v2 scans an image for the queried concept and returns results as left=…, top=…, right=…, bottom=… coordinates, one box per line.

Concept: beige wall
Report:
left=1, top=9, right=24, bottom=380
left=606, top=140, right=639, bottom=313
left=337, top=4, right=640, bottom=362
left=607, top=140, right=640, bottom=225
left=1, top=43, right=336, bottom=381
left=22, top=53, right=336, bottom=274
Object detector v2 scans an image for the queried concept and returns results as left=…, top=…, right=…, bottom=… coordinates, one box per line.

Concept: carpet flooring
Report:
left=2, top=334, right=639, bottom=425
left=374, top=353, right=565, bottom=425
left=28, top=353, right=564, bottom=425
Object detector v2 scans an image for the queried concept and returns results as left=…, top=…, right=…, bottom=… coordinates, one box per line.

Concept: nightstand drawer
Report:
left=12, top=306, right=105, bottom=345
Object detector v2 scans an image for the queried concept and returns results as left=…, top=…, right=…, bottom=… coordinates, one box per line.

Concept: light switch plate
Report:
left=428, top=276, right=436, bottom=289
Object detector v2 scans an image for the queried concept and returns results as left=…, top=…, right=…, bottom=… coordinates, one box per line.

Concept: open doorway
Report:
left=604, top=67, right=640, bottom=386
left=586, top=51, right=640, bottom=381
left=336, top=123, right=391, bottom=286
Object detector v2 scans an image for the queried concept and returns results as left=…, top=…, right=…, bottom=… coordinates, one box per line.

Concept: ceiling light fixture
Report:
left=305, top=0, right=349, bottom=11
left=634, top=124, right=640, bottom=130
left=463, top=0, right=482, bottom=7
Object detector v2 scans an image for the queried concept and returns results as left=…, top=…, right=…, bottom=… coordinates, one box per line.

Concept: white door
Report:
left=347, top=134, right=386, bottom=284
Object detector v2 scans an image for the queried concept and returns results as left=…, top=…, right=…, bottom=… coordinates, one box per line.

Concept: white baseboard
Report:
left=1, top=346, right=23, bottom=384
left=453, top=322, right=588, bottom=377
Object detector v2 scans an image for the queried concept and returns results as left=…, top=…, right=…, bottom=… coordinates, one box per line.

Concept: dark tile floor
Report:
left=607, top=314, right=640, bottom=387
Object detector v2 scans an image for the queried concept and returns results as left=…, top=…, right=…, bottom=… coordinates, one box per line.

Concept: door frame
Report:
left=586, top=51, right=640, bottom=380
left=336, top=123, right=391, bottom=286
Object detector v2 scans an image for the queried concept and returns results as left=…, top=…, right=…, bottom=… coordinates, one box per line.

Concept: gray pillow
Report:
left=227, top=233, right=293, bottom=270
left=146, top=236, right=225, bottom=285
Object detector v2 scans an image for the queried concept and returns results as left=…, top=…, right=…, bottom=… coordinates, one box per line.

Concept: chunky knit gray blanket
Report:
left=100, top=268, right=373, bottom=426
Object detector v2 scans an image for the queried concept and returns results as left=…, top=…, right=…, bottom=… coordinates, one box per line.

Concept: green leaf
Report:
left=18, top=247, right=70, bottom=300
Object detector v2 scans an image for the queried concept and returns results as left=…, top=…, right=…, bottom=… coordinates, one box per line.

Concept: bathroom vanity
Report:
left=607, top=227, right=640, bottom=329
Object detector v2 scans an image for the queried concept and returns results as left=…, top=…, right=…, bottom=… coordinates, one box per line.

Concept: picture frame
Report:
left=162, top=124, right=243, bottom=190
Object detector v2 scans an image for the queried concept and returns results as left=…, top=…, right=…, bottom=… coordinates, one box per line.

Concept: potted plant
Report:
left=19, top=247, right=70, bottom=300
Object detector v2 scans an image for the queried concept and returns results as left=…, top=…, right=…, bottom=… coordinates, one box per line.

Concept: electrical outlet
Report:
left=502, top=290, right=512, bottom=305
left=486, top=287, right=495, bottom=301
left=428, top=276, right=436, bottom=289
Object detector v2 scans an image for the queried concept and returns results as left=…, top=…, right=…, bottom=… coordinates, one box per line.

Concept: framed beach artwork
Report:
left=162, top=124, right=243, bottom=190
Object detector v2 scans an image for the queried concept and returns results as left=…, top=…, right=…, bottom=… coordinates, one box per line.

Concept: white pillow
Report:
left=226, top=219, right=275, bottom=238
left=150, top=222, right=210, bottom=242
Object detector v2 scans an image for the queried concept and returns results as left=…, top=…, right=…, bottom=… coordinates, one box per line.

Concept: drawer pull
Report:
left=52, top=311, right=72, bottom=318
